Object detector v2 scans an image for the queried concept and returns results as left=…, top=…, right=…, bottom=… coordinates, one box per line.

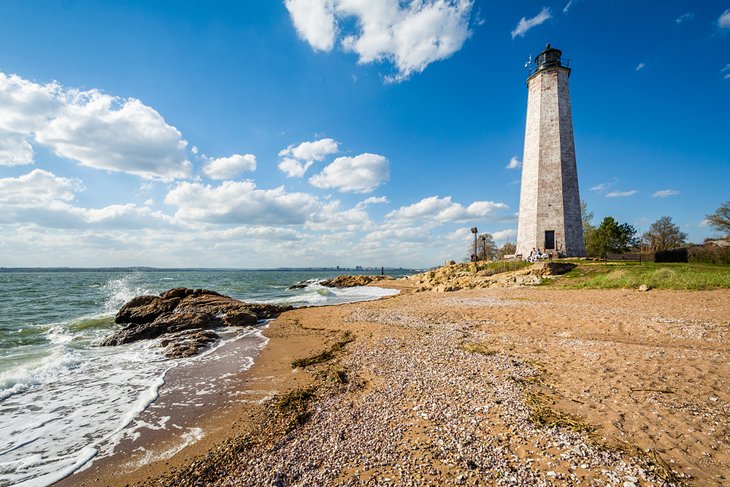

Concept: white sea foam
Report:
left=0, top=339, right=172, bottom=486
left=0, top=272, right=398, bottom=486
left=122, top=427, right=205, bottom=470
left=100, top=273, right=154, bottom=314
left=274, top=282, right=398, bottom=307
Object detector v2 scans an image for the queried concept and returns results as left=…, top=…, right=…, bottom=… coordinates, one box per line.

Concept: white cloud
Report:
left=590, top=182, right=610, bottom=192
left=285, top=0, right=474, bottom=82
left=653, top=189, right=680, bottom=198
left=278, top=138, right=339, bottom=177
left=305, top=195, right=388, bottom=231
left=279, top=138, right=339, bottom=161
left=309, top=153, right=389, bottom=193
left=492, top=228, right=517, bottom=241
left=164, top=180, right=319, bottom=225
left=0, top=169, right=176, bottom=229
left=636, top=62, right=646, bottom=71
left=305, top=200, right=372, bottom=232
left=0, top=169, right=81, bottom=208
left=278, top=157, right=314, bottom=178
left=356, top=196, right=388, bottom=208
left=722, top=64, right=730, bottom=79
left=0, top=130, right=33, bottom=166
left=506, top=156, right=521, bottom=169
left=675, top=12, right=693, bottom=24
left=364, top=223, right=436, bottom=244
left=211, top=225, right=304, bottom=242
left=606, top=190, right=637, bottom=198
left=562, top=1, right=573, bottom=14
left=285, top=0, right=338, bottom=51
left=0, top=72, right=191, bottom=180
left=718, top=9, right=730, bottom=29
left=203, top=153, right=257, bottom=180
left=386, top=195, right=507, bottom=223
left=511, top=7, right=551, bottom=39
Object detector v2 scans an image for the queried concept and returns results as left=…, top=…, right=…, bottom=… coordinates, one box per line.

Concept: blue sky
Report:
left=0, top=0, right=728, bottom=268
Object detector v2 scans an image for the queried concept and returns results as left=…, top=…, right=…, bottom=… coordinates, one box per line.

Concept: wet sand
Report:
left=57, top=281, right=729, bottom=486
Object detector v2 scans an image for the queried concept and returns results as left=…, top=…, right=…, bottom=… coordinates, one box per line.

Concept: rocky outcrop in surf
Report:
left=100, top=288, right=292, bottom=358
left=320, top=275, right=393, bottom=288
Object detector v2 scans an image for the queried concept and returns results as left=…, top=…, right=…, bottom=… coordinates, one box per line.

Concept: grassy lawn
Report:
left=543, top=261, right=730, bottom=290
left=476, top=260, right=532, bottom=275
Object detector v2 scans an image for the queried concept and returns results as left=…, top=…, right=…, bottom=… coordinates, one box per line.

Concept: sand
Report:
left=56, top=281, right=729, bottom=486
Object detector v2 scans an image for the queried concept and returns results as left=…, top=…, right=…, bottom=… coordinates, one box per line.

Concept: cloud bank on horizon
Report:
left=0, top=70, right=513, bottom=268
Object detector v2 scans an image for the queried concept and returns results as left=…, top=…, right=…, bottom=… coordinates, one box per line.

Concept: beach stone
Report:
left=638, top=284, right=651, bottom=292
left=160, top=329, right=220, bottom=358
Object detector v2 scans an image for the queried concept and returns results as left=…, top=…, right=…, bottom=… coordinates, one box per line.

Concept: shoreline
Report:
left=54, top=282, right=409, bottom=486
left=56, top=282, right=729, bottom=485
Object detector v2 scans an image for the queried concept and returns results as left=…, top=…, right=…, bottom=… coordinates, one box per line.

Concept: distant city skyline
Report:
left=1, top=1, right=728, bottom=267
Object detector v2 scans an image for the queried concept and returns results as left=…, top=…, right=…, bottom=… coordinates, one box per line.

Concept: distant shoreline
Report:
left=0, top=267, right=421, bottom=273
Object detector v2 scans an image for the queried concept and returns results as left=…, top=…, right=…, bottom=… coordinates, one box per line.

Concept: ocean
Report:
left=0, top=269, right=404, bottom=486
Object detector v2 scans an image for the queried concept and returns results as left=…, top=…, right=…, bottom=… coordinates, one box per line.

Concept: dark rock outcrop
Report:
left=115, top=295, right=180, bottom=324
left=160, top=329, right=220, bottom=358
left=101, top=288, right=292, bottom=357
left=320, top=275, right=393, bottom=288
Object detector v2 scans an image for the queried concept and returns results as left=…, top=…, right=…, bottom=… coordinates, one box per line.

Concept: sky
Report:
left=0, top=0, right=728, bottom=268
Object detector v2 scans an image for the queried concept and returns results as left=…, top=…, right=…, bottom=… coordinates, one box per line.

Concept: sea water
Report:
left=0, top=269, right=403, bottom=486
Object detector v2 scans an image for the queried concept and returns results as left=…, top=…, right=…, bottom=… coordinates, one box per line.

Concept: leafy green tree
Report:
left=642, top=216, right=687, bottom=252
left=581, top=200, right=597, bottom=253
left=498, top=242, right=517, bottom=259
left=581, top=200, right=595, bottom=236
left=706, top=201, right=730, bottom=237
left=586, top=217, right=637, bottom=257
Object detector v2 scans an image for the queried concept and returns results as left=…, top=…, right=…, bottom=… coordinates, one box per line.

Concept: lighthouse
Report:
left=516, top=44, right=585, bottom=258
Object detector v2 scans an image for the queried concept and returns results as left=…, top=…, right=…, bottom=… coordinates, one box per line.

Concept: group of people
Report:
left=526, top=247, right=550, bottom=262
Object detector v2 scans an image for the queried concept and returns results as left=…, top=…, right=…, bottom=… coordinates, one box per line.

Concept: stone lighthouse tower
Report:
left=516, top=44, right=585, bottom=258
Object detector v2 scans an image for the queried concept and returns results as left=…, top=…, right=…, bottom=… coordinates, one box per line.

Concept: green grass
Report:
left=476, top=260, right=532, bottom=275
left=544, top=261, right=730, bottom=290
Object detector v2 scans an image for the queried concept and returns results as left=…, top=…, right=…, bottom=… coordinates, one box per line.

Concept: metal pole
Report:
left=471, top=227, right=478, bottom=269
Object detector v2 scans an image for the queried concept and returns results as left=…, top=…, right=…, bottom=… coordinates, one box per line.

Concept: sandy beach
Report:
left=57, top=280, right=729, bottom=486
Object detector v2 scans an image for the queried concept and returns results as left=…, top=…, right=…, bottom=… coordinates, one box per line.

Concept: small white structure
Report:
left=517, top=44, right=585, bottom=258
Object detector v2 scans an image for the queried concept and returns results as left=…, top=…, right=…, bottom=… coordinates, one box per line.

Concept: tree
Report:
left=477, top=233, right=498, bottom=261
left=581, top=200, right=597, bottom=253
left=498, top=242, right=517, bottom=259
left=642, top=216, right=687, bottom=252
left=586, top=216, right=637, bottom=257
left=706, top=201, right=730, bottom=237
left=580, top=200, right=595, bottom=237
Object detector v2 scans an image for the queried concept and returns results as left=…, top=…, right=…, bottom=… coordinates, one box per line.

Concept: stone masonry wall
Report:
left=517, top=67, right=585, bottom=257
